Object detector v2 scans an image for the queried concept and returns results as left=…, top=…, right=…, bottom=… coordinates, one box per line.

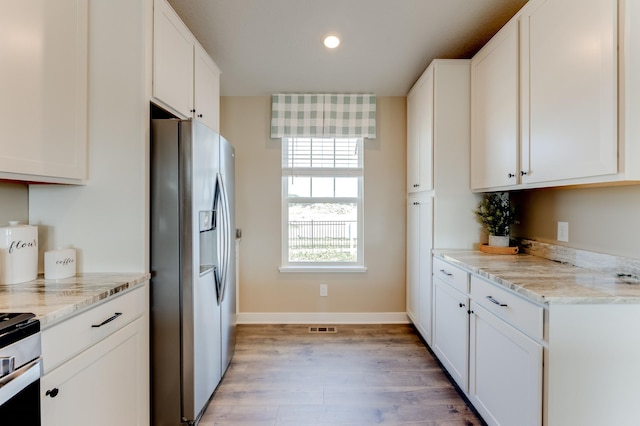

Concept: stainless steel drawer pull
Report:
left=439, top=269, right=453, bottom=277
left=91, top=312, right=123, bottom=328
left=486, top=296, right=508, bottom=307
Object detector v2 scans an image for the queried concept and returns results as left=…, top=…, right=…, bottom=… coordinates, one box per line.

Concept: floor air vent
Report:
left=308, top=326, right=337, bottom=333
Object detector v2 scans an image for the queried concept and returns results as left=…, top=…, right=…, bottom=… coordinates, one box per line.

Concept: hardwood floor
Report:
left=199, top=324, right=484, bottom=426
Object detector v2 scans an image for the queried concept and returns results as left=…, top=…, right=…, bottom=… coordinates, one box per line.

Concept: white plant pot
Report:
left=488, top=235, right=509, bottom=247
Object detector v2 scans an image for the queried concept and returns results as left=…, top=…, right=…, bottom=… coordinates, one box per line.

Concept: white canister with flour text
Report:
left=0, top=221, right=38, bottom=284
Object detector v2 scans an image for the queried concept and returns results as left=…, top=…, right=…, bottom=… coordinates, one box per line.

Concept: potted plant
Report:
left=474, top=192, right=517, bottom=247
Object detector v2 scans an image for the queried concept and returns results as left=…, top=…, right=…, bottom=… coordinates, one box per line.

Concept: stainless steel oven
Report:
left=0, top=313, right=42, bottom=426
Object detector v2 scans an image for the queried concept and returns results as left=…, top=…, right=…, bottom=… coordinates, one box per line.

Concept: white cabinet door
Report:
left=470, top=22, right=519, bottom=190
left=153, top=0, right=194, bottom=118
left=407, top=67, right=433, bottom=193
left=416, top=197, right=433, bottom=345
left=416, top=196, right=433, bottom=344
left=469, top=302, right=542, bottom=426
left=520, top=0, right=617, bottom=184
left=432, top=278, right=469, bottom=392
left=406, top=198, right=420, bottom=325
left=194, top=43, right=221, bottom=132
left=0, top=0, right=88, bottom=183
left=406, top=88, right=420, bottom=192
left=41, top=316, right=149, bottom=426
left=406, top=195, right=433, bottom=344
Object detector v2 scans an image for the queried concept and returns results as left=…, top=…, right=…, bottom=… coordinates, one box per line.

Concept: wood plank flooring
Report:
left=199, top=324, right=484, bottom=426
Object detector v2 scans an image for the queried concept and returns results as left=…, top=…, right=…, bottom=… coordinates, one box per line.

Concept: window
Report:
left=281, top=137, right=364, bottom=271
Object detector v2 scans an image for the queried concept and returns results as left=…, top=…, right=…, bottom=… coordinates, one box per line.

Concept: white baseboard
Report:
left=237, top=312, right=409, bottom=324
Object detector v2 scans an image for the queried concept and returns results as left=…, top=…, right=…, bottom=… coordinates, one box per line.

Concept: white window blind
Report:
left=283, top=137, right=362, bottom=171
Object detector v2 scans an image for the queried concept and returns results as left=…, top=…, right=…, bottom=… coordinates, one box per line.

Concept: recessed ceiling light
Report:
left=323, top=35, right=340, bottom=49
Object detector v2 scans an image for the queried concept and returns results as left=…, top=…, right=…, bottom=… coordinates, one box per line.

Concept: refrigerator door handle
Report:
left=218, top=172, right=232, bottom=304
left=213, top=265, right=221, bottom=301
left=215, top=172, right=230, bottom=305
left=214, top=174, right=223, bottom=304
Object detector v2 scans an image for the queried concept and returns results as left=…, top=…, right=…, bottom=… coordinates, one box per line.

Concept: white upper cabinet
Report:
left=471, top=0, right=640, bottom=191
left=619, top=0, right=640, bottom=181
left=407, top=67, right=434, bottom=193
left=520, top=0, right=617, bottom=184
left=194, top=43, right=221, bottom=132
left=153, top=0, right=194, bottom=119
left=153, top=0, right=221, bottom=131
left=471, top=22, right=520, bottom=190
left=0, top=0, right=89, bottom=184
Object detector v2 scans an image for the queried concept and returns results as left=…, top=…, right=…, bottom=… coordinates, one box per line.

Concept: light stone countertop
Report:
left=434, top=249, right=640, bottom=305
left=0, top=273, right=150, bottom=328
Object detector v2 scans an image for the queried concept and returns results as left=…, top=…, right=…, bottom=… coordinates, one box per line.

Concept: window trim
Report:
left=280, top=137, right=365, bottom=271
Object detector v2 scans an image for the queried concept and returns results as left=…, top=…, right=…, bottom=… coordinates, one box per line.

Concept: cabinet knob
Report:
left=458, top=302, right=465, bottom=308
left=46, top=388, right=60, bottom=398
left=190, top=109, right=195, bottom=113
left=197, top=114, right=203, bottom=118
left=508, top=173, right=515, bottom=178
left=520, top=170, right=528, bottom=176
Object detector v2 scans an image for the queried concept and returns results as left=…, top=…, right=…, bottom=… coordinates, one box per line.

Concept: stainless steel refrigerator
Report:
left=150, top=118, right=236, bottom=425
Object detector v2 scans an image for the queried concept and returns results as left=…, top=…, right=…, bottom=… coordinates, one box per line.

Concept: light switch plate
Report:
left=557, top=221, right=569, bottom=242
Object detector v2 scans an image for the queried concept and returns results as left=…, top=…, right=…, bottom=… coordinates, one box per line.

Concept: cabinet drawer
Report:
left=470, top=276, right=542, bottom=340
left=42, top=285, right=147, bottom=373
left=433, top=257, right=469, bottom=294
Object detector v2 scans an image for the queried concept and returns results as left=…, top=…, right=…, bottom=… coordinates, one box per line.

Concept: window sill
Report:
left=279, top=265, right=368, bottom=273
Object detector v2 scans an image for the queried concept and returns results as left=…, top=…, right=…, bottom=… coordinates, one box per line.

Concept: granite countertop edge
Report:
left=433, top=250, right=640, bottom=306
left=0, top=272, right=150, bottom=328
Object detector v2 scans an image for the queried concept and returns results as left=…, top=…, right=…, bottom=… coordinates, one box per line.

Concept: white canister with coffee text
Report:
left=0, top=221, right=38, bottom=284
left=44, top=248, right=76, bottom=280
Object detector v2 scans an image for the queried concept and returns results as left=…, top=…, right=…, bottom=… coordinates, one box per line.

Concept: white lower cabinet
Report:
left=432, top=278, right=469, bottom=392
left=41, top=317, right=148, bottom=426
left=431, top=257, right=543, bottom=425
left=41, top=285, right=149, bottom=426
left=469, top=302, right=542, bottom=426
left=406, top=194, right=433, bottom=344
left=432, top=255, right=640, bottom=425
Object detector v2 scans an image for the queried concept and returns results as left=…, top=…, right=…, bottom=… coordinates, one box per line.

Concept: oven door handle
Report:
left=0, top=358, right=42, bottom=407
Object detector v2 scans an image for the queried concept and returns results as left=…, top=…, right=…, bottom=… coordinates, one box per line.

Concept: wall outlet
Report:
left=557, top=221, right=569, bottom=242
left=320, top=284, right=328, bottom=297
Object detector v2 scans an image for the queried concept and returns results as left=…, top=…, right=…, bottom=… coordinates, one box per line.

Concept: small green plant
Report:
left=474, top=192, right=518, bottom=236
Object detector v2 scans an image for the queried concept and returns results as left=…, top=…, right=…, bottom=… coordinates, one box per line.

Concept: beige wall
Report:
left=0, top=183, right=29, bottom=225
left=28, top=0, right=151, bottom=273
left=511, top=185, right=640, bottom=259
left=221, top=96, right=407, bottom=314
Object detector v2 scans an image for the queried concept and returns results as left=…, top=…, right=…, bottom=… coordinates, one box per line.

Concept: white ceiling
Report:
left=166, top=0, right=528, bottom=97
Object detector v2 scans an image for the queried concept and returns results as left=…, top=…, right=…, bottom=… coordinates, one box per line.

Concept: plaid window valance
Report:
left=271, top=94, right=376, bottom=139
